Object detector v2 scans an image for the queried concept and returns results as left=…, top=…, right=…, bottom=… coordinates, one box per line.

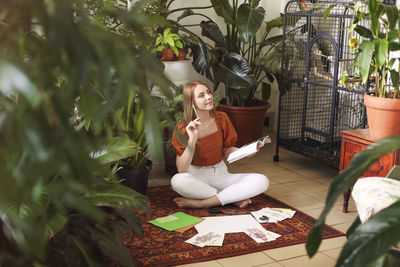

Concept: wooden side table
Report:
left=339, top=129, right=400, bottom=213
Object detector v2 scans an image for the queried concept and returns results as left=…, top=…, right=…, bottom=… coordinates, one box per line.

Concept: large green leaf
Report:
left=92, top=137, right=139, bottom=164
left=250, top=0, right=261, bottom=8
left=306, top=135, right=400, bottom=257
left=354, top=25, right=373, bottom=40
left=260, top=35, right=283, bottom=48
left=191, top=43, right=211, bottom=78
left=346, top=217, right=361, bottom=238
left=237, top=4, right=265, bottom=43
left=113, top=208, right=144, bottom=237
left=143, top=97, right=163, bottom=163
left=84, top=183, right=149, bottom=212
left=391, top=69, right=400, bottom=87
left=265, top=17, right=283, bottom=35
left=70, top=235, right=102, bottom=267
left=200, top=20, right=227, bottom=48
left=90, top=224, right=134, bottom=267
left=210, top=0, right=234, bottom=24
left=388, top=30, right=399, bottom=43
left=388, top=42, right=400, bottom=51
left=323, top=4, right=337, bottom=22
left=336, top=201, right=400, bottom=267
left=369, top=0, right=379, bottom=37
left=215, top=52, right=256, bottom=90
left=0, top=61, right=41, bottom=108
left=261, top=82, right=271, bottom=102
left=384, top=4, right=398, bottom=30
left=374, top=38, right=388, bottom=69
left=356, top=41, right=375, bottom=83
left=46, top=213, right=68, bottom=237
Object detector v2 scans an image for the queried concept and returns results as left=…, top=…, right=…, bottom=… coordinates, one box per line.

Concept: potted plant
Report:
left=169, top=0, right=283, bottom=145
left=152, top=27, right=186, bottom=61
left=327, top=0, right=400, bottom=140
left=113, top=90, right=153, bottom=195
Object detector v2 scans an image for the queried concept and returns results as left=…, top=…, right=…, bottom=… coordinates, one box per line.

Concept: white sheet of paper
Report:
left=251, top=209, right=278, bottom=223
left=271, top=208, right=296, bottom=218
left=195, top=215, right=264, bottom=234
left=185, top=232, right=225, bottom=247
left=251, top=208, right=296, bottom=223
left=244, top=227, right=281, bottom=243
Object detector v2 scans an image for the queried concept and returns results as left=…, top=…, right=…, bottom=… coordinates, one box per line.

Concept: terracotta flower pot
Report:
left=364, top=93, right=400, bottom=141
left=217, top=100, right=271, bottom=147
left=177, top=48, right=188, bottom=61
left=161, top=49, right=175, bottom=61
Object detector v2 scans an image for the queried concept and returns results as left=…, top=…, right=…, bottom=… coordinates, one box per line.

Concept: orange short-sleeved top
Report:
left=172, top=111, right=238, bottom=166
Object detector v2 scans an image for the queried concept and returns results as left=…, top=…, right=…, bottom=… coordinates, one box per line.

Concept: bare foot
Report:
left=173, top=197, right=206, bottom=208
left=174, top=196, right=221, bottom=209
left=233, top=198, right=252, bottom=208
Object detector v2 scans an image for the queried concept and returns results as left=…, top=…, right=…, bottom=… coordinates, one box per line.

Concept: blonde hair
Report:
left=183, top=81, right=216, bottom=124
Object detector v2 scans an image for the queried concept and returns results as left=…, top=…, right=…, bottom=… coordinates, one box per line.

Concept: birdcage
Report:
left=274, top=0, right=398, bottom=168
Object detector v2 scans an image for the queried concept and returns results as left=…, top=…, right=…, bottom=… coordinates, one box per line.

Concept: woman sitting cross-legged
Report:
left=171, top=81, right=269, bottom=209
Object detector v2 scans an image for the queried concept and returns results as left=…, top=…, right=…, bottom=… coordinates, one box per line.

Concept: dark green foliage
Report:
left=0, top=0, right=170, bottom=265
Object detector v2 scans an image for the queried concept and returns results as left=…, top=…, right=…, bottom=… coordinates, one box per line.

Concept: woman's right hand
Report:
left=186, top=117, right=201, bottom=142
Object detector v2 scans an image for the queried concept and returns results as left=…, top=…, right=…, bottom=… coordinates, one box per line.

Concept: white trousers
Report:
left=171, top=160, right=269, bottom=206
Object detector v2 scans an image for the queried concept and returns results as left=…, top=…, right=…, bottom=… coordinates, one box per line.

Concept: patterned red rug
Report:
left=125, top=185, right=344, bottom=267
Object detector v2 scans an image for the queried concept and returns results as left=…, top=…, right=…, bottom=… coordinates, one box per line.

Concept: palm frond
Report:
left=92, top=137, right=139, bottom=164
left=83, top=183, right=149, bottom=212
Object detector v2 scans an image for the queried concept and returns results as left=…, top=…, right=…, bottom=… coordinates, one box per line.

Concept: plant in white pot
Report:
left=328, top=0, right=400, bottom=140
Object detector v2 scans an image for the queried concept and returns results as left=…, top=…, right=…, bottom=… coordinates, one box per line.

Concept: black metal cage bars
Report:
left=274, top=0, right=386, bottom=168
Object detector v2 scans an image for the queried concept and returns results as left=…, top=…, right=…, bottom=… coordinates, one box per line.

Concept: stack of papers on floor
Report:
left=185, top=214, right=281, bottom=247
left=149, top=212, right=203, bottom=231
left=251, top=208, right=296, bottom=223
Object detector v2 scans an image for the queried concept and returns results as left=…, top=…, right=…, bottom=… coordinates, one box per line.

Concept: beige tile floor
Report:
left=148, top=131, right=358, bottom=267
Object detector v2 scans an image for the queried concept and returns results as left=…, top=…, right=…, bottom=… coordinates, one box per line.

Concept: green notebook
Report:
left=149, top=212, right=203, bottom=231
